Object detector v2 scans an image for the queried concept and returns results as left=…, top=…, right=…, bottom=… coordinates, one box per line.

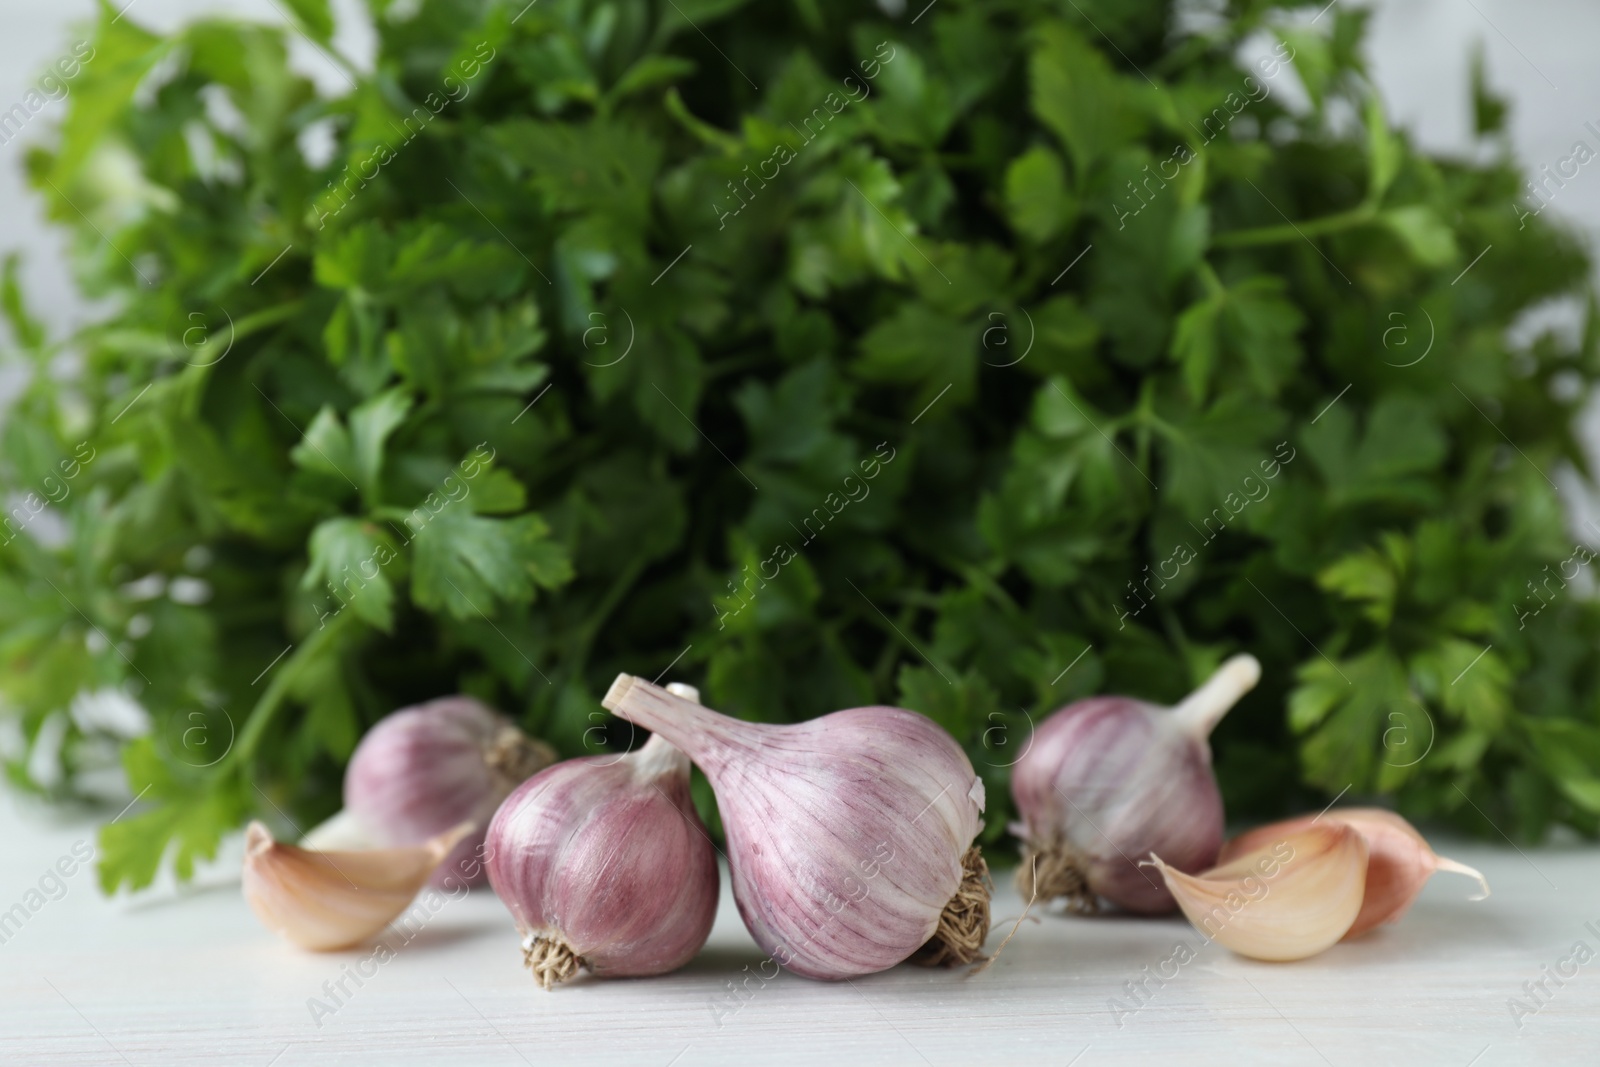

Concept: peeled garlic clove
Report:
left=243, top=820, right=474, bottom=951
left=343, top=696, right=556, bottom=887
left=603, top=674, right=989, bottom=981
left=1145, top=823, right=1367, bottom=962
left=1011, top=654, right=1260, bottom=914
left=1219, top=808, right=1489, bottom=939
left=484, top=729, right=719, bottom=990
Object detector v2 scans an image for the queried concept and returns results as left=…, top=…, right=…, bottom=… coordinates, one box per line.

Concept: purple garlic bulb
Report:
left=602, top=674, right=989, bottom=981
left=484, top=725, right=719, bottom=988
left=337, top=696, right=555, bottom=888
left=1011, top=654, right=1260, bottom=915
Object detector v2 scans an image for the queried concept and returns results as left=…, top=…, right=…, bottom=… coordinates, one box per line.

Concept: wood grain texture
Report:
left=0, top=789, right=1594, bottom=1066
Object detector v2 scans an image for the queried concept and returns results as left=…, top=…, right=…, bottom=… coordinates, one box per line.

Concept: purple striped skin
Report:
left=484, top=737, right=718, bottom=979
left=605, top=680, right=985, bottom=981
left=346, top=697, right=518, bottom=888
left=1010, top=697, right=1223, bottom=914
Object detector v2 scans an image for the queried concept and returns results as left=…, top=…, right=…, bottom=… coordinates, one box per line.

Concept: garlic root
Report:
left=1015, top=836, right=1099, bottom=915
left=243, top=819, right=474, bottom=951
left=522, top=932, right=585, bottom=991
left=912, top=847, right=993, bottom=968
left=487, top=725, right=558, bottom=785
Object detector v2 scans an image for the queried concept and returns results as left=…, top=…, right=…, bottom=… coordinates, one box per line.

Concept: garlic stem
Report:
left=602, top=674, right=771, bottom=771
left=1432, top=856, right=1492, bottom=901
left=1170, top=654, right=1262, bottom=739
left=630, top=732, right=693, bottom=779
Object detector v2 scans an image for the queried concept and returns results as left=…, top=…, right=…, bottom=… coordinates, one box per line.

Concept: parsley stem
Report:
left=225, top=612, right=354, bottom=774
left=562, top=555, right=650, bottom=695
left=1134, top=379, right=1156, bottom=475
left=1212, top=202, right=1377, bottom=248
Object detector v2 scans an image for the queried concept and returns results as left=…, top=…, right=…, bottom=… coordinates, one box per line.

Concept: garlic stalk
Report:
left=309, top=696, right=555, bottom=888
left=1145, top=822, right=1368, bottom=961
left=1219, top=808, right=1489, bottom=939
left=1011, top=654, right=1260, bottom=914
left=602, top=674, right=989, bottom=980
left=484, top=685, right=720, bottom=989
left=243, top=820, right=473, bottom=951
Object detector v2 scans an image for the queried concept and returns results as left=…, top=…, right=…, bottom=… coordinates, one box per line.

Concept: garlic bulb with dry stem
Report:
left=1145, top=822, right=1368, bottom=961
left=484, top=694, right=719, bottom=990
left=1219, top=808, right=1489, bottom=939
left=319, top=696, right=554, bottom=887
left=244, top=820, right=472, bottom=950
left=1011, top=654, right=1260, bottom=914
left=602, top=674, right=989, bottom=980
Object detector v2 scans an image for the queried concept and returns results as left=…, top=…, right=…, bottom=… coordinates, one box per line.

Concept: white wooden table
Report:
left=0, top=787, right=1593, bottom=1066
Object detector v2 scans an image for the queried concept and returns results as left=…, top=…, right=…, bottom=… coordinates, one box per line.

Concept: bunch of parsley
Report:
left=3, top=0, right=1598, bottom=893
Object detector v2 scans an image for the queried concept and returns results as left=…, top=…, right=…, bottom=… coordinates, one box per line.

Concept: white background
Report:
left=3, top=782, right=1596, bottom=1066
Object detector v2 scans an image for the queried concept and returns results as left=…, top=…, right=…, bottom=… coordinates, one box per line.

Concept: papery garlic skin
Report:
left=484, top=733, right=718, bottom=988
left=1219, top=808, right=1489, bottom=939
left=603, top=674, right=987, bottom=981
left=243, top=820, right=472, bottom=951
left=343, top=696, right=554, bottom=887
left=299, top=808, right=375, bottom=852
left=1147, top=823, right=1367, bottom=962
left=1011, top=655, right=1260, bottom=914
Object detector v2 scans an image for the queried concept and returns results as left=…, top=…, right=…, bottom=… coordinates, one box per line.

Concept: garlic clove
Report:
left=243, top=819, right=474, bottom=951
left=1218, top=808, right=1489, bottom=939
left=1144, top=823, right=1367, bottom=962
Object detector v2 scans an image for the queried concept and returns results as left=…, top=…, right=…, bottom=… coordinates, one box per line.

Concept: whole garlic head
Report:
left=342, top=696, right=554, bottom=887
left=1011, top=654, right=1260, bottom=914
left=603, top=674, right=989, bottom=980
left=485, top=731, right=720, bottom=989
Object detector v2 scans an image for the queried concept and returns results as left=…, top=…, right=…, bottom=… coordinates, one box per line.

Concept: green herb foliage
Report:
left=3, top=0, right=1597, bottom=892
